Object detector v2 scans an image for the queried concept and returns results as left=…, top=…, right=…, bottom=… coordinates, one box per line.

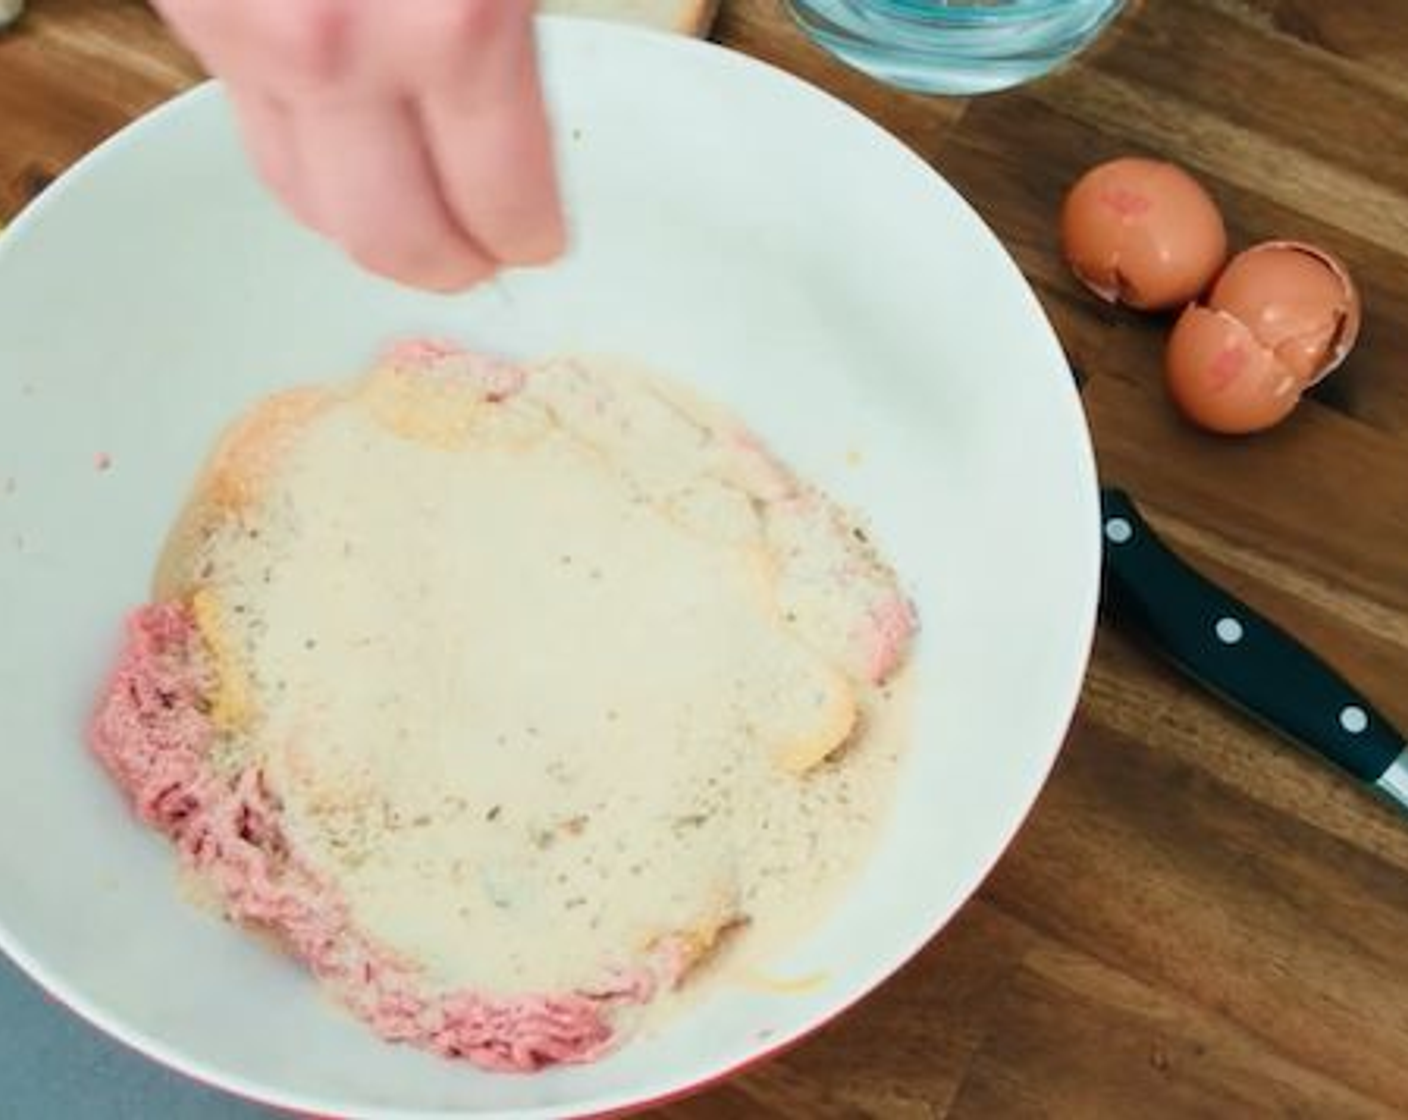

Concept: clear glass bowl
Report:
left=786, top=0, right=1128, bottom=95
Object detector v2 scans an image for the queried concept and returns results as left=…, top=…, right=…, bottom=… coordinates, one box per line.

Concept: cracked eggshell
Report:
left=1204, top=241, right=1360, bottom=387
left=1165, top=305, right=1304, bottom=434
left=1061, top=157, right=1228, bottom=311
left=1165, top=240, right=1361, bottom=435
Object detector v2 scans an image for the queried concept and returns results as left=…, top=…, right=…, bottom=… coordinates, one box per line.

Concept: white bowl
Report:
left=0, top=16, right=1098, bottom=1119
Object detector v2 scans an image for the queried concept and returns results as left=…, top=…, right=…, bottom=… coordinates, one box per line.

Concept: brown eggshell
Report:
left=1061, top=157, right=1228, bottom=311
left=1206, top=241, right=1360, bottom=386
left=1165, top=305, right=1304, bottom=434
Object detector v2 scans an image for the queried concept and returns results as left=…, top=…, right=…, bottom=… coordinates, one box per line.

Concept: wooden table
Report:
left=6, top=2, right=1408, bottom=1116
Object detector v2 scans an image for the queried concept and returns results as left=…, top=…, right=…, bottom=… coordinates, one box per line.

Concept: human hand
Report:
left=152, top=0, right=564, bottom=291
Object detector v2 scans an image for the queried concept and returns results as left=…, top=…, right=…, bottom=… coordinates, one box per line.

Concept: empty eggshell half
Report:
left=1164, top=241, right=1361, bottom=434
left=1061, top=157, right=1228, bottom=311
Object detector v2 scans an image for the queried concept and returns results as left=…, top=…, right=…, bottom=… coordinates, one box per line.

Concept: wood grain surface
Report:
left=5, top=1, right=1408, bottom=1116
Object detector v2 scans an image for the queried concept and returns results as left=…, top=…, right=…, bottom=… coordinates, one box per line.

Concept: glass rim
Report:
left=857, top=0, right=1121, bottom=22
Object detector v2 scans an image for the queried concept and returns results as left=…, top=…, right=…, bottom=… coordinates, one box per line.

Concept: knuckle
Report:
left=432, top=0, right=516, bottom=45
left=263, top=0, right=350, bottom=84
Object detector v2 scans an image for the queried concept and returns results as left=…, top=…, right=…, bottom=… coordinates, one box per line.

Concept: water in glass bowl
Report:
left=787, top=0, right=1128, bottom=95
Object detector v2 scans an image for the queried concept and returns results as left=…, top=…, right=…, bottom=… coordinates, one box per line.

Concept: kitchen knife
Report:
left=1075, top=369, right=1408, bottom=812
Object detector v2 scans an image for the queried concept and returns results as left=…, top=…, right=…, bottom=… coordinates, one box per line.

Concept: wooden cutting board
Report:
left=5, top=3, right=1408, bottom=1119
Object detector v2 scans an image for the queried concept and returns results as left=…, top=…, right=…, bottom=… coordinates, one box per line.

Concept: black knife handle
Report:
left=1100, top=488, right=1402, bottom=783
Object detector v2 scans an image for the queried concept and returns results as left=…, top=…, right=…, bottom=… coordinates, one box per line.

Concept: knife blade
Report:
left=1075, top=367, right=1408, bottom=813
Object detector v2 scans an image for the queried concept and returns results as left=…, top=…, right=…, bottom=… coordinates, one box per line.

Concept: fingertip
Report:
left=510, top=211, right=569, bottom=268
left=273, top=177, right=332, bottom=238
left=436, top=180, right=568, bottom=270
left=289, top=97, right=502, bottom=295
left=348, top=245, right=497, bottom=294
left=415, top=15, right=567, bottom=273
left=420, top=264, right=499, bottom=295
